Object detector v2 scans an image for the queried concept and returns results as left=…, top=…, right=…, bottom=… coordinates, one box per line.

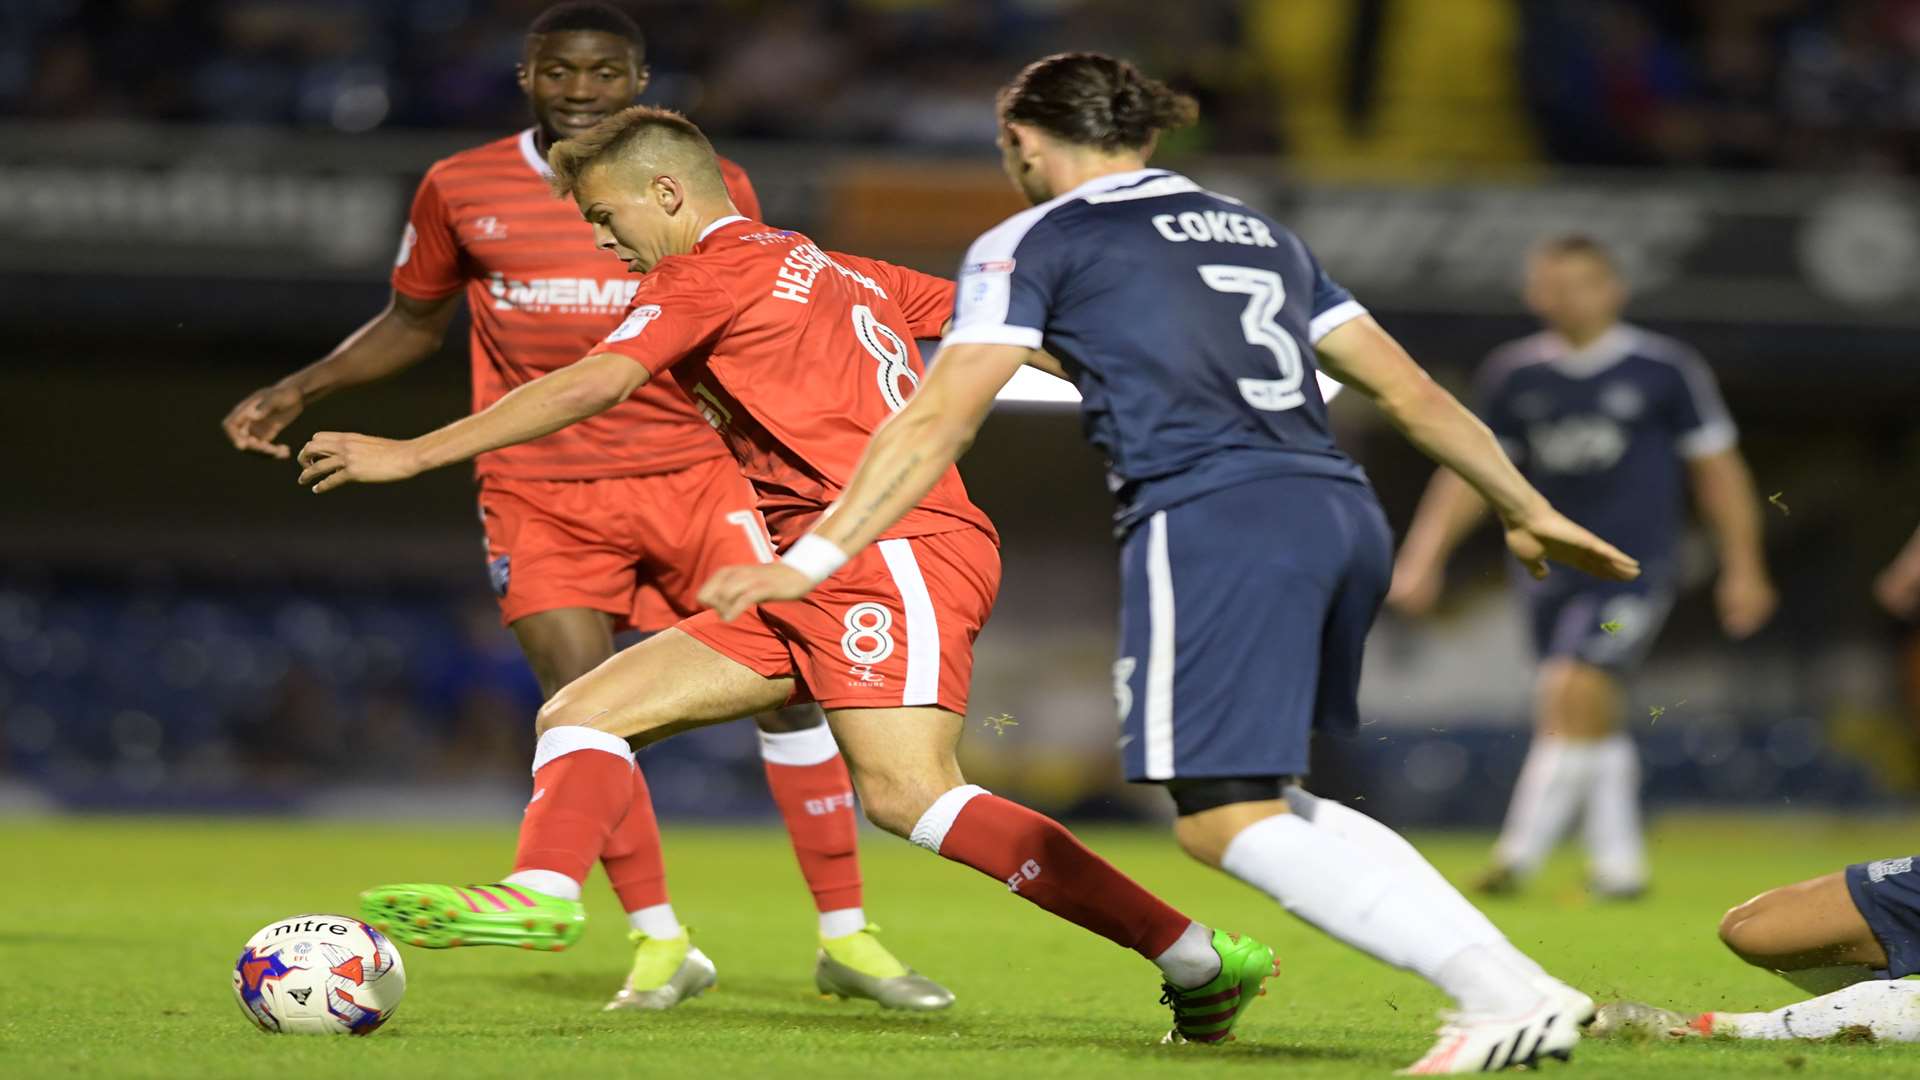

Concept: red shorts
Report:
left=678, top=527, right=1000, bottom=714
left=477, top=457, right=770, bottom=632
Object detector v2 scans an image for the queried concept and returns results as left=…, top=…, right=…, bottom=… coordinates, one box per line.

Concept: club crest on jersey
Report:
left=470, top=215, right=508, bottom=241
left=606, top=304, right=662, bottom=342
left=1600, top=382, right=1645, bottom=420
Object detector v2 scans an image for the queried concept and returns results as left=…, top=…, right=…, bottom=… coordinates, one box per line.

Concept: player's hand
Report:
left=699, top=563, right=814, bottom=621
left=1875, top=557, right=1920, bottom=620
left=1501, top=505, right=1640, bottom=583
left=296, top=433, right=423, bottom=493
left=222, top=382, right=305, bottom=459
left=1716, top=568, right=1777, bottom=639
left=1385, top=560, right=1443, bottom=618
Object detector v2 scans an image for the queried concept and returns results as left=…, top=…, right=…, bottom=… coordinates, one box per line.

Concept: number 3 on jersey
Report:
left=1198, top=264, right=1306, bottom=413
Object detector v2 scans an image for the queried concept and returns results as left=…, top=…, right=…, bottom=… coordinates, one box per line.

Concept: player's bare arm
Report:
left=1025, top=350, right=1070, bottom=379
left=221, top=291, right=460, bottom=459
left=1387, top=468, right=1491, bottom=617
left=1315, top=314, right=1639, bottom=584
left=296, top=352, right=648, bottom=493
left=698, top=342, right=1033, bottom=620
left=1687, top=448, right=1777, bottom=638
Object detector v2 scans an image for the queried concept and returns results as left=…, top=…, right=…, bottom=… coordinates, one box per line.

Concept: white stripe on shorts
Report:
left=1144, top=511, right=1176, bottom=780
left=878, top=538, right=941, bottom=706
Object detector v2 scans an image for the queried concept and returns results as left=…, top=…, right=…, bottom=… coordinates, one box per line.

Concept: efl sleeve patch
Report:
left=606, top=304, right=662, bottom=343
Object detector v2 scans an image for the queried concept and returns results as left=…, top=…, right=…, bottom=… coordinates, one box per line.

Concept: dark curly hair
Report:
left=996, top=52, right=1198, bottom=152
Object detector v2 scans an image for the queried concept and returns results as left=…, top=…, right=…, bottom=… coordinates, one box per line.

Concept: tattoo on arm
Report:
left=841, top=449, right=925, bottom=539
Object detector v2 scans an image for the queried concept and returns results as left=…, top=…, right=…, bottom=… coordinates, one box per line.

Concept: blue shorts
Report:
left=1115, top=476, right=1391, bottom=782
left=1845, top=856, right=1920, bottom=979
left=1524, top=571, right=1674, bottom=674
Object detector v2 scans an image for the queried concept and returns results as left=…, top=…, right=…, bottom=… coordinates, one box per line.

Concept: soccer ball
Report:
left=232, top=914, right=406, bottom=1035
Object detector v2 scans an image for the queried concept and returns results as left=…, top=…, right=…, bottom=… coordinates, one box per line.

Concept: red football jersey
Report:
left=392, top=128, right=762, bottom=480
left=586, top=218, right=996, bottom=547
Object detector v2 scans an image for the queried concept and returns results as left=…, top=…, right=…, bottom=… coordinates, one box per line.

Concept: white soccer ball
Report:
left=232, top=913, right=406, bottom=1035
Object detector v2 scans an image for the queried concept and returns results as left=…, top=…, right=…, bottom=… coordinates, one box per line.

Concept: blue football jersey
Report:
left=1477, top=325, right=1737, bottom=577
left=946, top=169, right=1369, bottom=533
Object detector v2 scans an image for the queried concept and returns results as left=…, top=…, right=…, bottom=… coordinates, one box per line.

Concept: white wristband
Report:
left=780, top=534, right=850, bottom=585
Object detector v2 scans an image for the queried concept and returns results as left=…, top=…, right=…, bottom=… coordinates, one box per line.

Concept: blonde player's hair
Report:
left=545, top=104, right=725, bottom=199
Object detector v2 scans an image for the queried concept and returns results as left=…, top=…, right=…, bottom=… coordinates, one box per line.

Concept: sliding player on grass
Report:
left=1592, top=857, right=1920, bottom=1041
left=1388, top=235, right=1776, bottom=899
left=296, top=105, right=1280, bottom=1046
left=223, top=2, right=945, bottom=1012
left=699, top=52, right=1639, bottom=1074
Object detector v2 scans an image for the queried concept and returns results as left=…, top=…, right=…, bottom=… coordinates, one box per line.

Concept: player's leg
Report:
left=1486, top=657, right=1616, bottom=889
left=1484, top=619, right=1617, bottom=894
left=510, top=607, right=617, bottom=700
left=1490, top=586, right=1664, bottom=897
left=752, top=704, right=948, bottom=1008
left=825, top=704, right=1275, bottom=1041
left=1575, top=592, right=1667, bottom=896
left=488, top=476, right=723, bottom=1006
left=638, top=459, right=918, bottom=1000
left=1693, top=980, right=1920, bottom=1041
left=1598, top=857, right=1920, bottom=1042
left=511, top=608, right=678, bottom=939
left=1595, top=981, right=1920, bottom=1042
left=360, top=628, right=790, bottom=954
left=1719, top=868, right=1893, bottom=992
left=751, top=705, right=864, bottom=931
left=1133, top=482, right=1588, bottom=1070
left=762, top=528, right=1271, bottom=1041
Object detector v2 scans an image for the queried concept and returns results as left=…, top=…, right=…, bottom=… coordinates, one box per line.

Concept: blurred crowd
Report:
left=6, top=0, right=1920, bottom=173
left=1526, top=0, right=1920, bottom=171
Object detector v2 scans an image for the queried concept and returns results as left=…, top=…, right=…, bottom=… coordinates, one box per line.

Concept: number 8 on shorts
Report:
left=841, top=602, right=896, bottom=665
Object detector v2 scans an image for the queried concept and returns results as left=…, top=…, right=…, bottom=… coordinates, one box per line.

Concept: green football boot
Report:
left=359, top=882, right=585, bottom=951
left=814, top=925, right=954, bottom=1011
left=605, top=930, right=718, bottom=1011
left=1159, top=928, right=1279, bottom=1044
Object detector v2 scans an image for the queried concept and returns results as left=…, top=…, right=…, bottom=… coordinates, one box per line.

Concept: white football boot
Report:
left=1398, top=982, right=1594, bottom=1074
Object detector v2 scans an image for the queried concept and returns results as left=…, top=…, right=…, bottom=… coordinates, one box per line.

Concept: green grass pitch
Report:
left=5, top=814, right=1913, bottom=1078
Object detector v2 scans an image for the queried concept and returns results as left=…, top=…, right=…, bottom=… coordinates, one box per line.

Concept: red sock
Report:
left=929, top=789, right=1191, bottom=958
left=599, top=766, right=670, bottom=912
left=512, top=729, right=635, bottom=883
left=762, top=744, right=863, bottom=914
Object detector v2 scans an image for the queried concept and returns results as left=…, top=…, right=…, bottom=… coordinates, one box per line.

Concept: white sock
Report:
left=501, top=868, right=581, bottom=901
left=1221, top=814, right=1538, bottom=1015
left=1709, top=980, right=1920, bottom=1041
left=1582, top=733, right=1646, bottom=890
left=758, top=721, right=841, bottom=766
left=819, top=907, right=867, bottom=939
left=1284, top=786, right=1551, bottom=983
left=529, top=724, right=632, bottom=774
left=1153, top=920, right=1222, bottom=989
left=1495, top=736, right=1600, bottom=875
left=625, top=902, right=683, bottom=939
